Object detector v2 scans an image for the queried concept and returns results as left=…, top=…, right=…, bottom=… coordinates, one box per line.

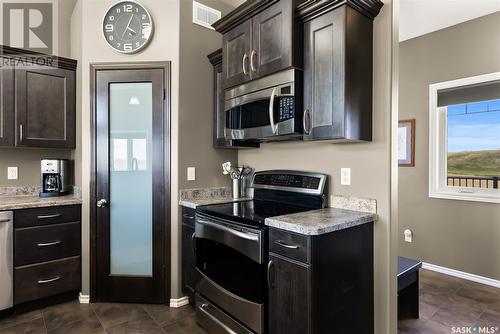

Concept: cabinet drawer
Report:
left=15, top=222, right=81, bottom=266
left=182, top=207, right=195, bottom=228
left=15, top=256, right=80, bottom=304
left=269, top=228, right=310, bottom=264
left=15, top=205, right=81, bottom=228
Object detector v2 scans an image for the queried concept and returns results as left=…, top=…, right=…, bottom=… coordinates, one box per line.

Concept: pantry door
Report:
left=91, top=64, right=170, bottom=303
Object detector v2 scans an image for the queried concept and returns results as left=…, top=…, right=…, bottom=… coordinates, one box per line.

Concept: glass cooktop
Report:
left=196, top=199, right=313, bottom=227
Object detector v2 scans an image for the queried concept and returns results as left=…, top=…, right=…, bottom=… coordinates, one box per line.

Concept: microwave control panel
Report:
left=278, top=96, right=295, bottom=122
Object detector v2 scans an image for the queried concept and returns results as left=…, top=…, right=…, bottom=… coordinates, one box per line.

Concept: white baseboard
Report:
left=79, top=292, right=90, bottom=304
left=169, top=296, right=189, bottom=308
left=422, top=262, right=500, bottom=289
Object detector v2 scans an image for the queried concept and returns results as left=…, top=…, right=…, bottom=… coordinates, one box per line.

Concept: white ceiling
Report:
left=400, top=0, right=500, bottom=41
left=219, top=0, right=246, bottom=8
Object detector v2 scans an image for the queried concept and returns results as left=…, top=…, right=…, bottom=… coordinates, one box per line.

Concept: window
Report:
left=429, top=72, right=500, bottom=203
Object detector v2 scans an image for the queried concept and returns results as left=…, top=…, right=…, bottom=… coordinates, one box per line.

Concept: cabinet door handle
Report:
left=242, top=53, right=249, bottom=76
left=275, top=240, right=300, bottom=249
left=37, top=240, right=61, bottom=247
left=191, top=232, right=197, bottom=255
left=303, top=109, right=311, bottom=135
left=183, top=214, right=195, bottom=219
left=0, top=219, right=11, bottom=223
left=37, top=276, right=61, bottom=284
left=267, top=260, right=275, bottom=289
left=250, top=50, right=257, bottom=72
left=36, top=214, right=61, bottom=219
left=19, top=124, right=23, bottom=142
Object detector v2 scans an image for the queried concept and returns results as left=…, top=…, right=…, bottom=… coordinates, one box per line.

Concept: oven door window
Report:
left=196, top=238, right=265, bottom=304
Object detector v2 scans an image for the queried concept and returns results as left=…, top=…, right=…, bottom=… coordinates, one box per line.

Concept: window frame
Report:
left=429, top=71, right=500, bottom=204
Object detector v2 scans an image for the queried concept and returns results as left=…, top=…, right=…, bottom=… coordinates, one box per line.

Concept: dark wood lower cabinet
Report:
left=13, top=204, right=81, bottom=306
left=181, top=207, right=198, bottom=304
left=15, top=256, right=80, bottom=304
left=268, top=222, right=374, bottom=334
left=268, top=253, right=311, bottom=334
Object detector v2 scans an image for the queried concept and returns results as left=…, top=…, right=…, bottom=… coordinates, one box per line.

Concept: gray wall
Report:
left=0, top=149, right=70, bottom=186
left=178, top=0, right=237, bottom=191
left=175, top=0, right=238, bottom=297
left=238, top=3, right=394, bottom=331
left=399, top=12, right=500, bottom=280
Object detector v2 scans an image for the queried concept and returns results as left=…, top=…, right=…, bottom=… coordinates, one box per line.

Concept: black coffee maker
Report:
left=40, top=159, right=71, bottom=197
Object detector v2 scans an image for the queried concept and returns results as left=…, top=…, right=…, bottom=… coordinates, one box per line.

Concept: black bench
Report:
left=398, top=256, right=422, bottom=319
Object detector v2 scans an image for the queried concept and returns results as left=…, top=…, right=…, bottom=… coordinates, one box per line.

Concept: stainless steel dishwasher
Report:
left=0, top=211, right=13, bottom=311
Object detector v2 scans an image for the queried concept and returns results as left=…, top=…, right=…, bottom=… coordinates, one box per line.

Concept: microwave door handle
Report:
left=269, top=87, right=278, bottom=134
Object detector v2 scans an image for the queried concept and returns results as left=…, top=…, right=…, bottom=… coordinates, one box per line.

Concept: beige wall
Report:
left=399, top=12, right=500, bottom=280
left=71, top=0, right=181, bottom=296
left=0, top=149, right=70, bottom=186
left=174, top=0, right=237, bottom=298
left=238, top=2, right=395, bottom=332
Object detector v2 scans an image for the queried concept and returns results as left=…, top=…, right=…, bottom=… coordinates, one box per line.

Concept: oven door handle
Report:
left=198, top=302, right=239, bottom=334
left=269, top=87, right=278, bottom=134
left=197, top=218, right=259, bottom=241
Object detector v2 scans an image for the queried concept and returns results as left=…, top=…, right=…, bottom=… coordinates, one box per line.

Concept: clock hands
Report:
left=122, top=14, right=135, bottom=39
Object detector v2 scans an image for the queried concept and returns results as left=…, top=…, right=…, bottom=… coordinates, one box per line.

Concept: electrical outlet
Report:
left=7, top=167, right=18, bottom=180
left=187, top=167, right=196, bottom=181
left=404, top=229, right=413, bottom=243
left=340, top=168, right=351, bottom=186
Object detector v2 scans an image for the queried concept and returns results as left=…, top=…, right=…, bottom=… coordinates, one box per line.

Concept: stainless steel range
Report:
left=194, top=170, right=328, bottom=334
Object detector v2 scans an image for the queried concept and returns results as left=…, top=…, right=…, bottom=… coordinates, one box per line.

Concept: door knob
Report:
left=97, top=199, right=108, bottom=208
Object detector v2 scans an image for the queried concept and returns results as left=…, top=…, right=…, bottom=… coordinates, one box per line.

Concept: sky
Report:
left=447, top=99, right=500, bottom=153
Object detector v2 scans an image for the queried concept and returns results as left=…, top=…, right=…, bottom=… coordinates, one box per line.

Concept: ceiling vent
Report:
left=192, top=1, right=221, bottom=30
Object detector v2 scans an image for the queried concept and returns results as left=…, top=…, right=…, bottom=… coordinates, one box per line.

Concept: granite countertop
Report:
left=179, top=186, right=252, bottom=208
left=179, top=197, right=251, bottom=209
left=265, top=207, right=377, bottom=235
left=0, top=195, right=82, bottom=211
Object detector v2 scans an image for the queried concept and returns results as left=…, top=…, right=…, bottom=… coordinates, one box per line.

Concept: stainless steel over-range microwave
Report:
left=224, top=68, right=302, bottom=142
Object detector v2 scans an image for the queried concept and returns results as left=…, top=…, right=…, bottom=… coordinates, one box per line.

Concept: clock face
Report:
left=103, top=1, right=153, bottom=53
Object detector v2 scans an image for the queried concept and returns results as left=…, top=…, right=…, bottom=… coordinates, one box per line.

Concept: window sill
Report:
left=429, top=191, right=500, bottom=204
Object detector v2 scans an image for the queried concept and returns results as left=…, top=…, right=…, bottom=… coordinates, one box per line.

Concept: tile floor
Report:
left=0, top=301, right=206, bottom=334
left=1, top=269, right=498, bottom=334
left=399, top=269, right=500, bottom=333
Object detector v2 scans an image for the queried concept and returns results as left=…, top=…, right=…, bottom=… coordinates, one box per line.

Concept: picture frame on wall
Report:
left=398, top=119, right=415, bottom=167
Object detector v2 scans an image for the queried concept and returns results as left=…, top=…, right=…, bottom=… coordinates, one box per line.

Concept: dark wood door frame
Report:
left=89, top=62, right=171, bottom=303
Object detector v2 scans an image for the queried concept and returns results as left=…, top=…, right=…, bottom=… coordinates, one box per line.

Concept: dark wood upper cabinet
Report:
left=0, top=57, right=14, bottom=147
left=268, top=253, right=311, bottom=334
left=222, top=19, right=252, bottom=89
left=303, top=5, right=374, bottom=141
left=0, top=45, right=77, bottom=149
left=15, top=67, right=76, bottom=148
left=250, top=0, right=293, bottom=80
left=219, top=0, right=299, bottom=89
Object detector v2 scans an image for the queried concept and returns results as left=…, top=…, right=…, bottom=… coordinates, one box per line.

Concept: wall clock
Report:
left=102, top=1, right=154, bottom=54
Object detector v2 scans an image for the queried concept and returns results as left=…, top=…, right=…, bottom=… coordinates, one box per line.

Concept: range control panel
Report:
left=277, top=96, right=295, bottom=122
left=252, top=171, right=327, bottom=194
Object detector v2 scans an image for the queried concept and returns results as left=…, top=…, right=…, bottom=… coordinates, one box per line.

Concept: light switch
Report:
left=187, top=167, right=196, bottom=181
left=404, top=229, right=413, bottom=243
left=340, top=168, right=351, bottom=186
left=7, top=167, right=18, bottom=180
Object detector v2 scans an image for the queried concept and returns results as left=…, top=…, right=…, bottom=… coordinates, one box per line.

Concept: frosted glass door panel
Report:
left=109, top=82, right=153, bottom=277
